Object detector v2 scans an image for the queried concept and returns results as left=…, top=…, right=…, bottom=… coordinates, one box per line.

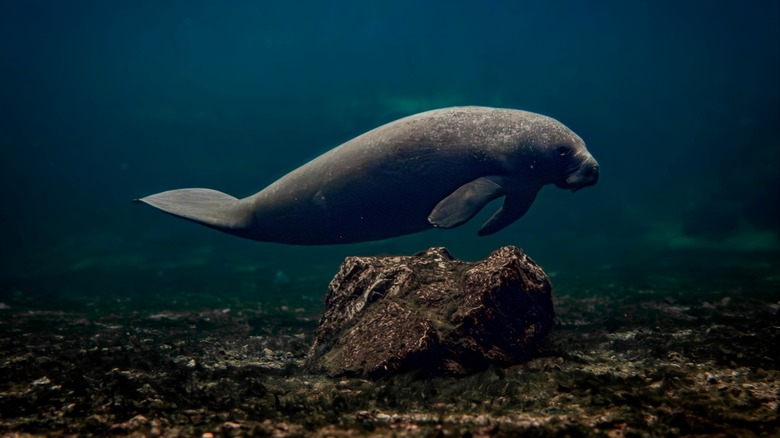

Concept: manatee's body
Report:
left=137, top=106, right=599, bottom=244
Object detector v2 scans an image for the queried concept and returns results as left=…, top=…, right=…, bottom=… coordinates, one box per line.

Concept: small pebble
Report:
left=375, top=413, right=391, bottom=422
left=223, top=421, right=241, bottom=430
left=32, top=376, right=51, bottom=387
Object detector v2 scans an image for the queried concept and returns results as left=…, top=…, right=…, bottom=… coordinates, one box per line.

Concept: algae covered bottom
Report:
left=1, top=246, right=778, bottom=436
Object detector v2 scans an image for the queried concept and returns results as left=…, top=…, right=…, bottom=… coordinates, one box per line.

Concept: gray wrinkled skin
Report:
left=138, top=106, right=599, bottom=244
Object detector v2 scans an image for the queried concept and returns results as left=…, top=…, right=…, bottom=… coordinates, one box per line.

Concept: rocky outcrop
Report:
left=307, top=246, right=554, bottom=378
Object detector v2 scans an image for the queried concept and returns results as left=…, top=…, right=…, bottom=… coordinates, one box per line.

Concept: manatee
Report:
left=136, top=106, right=599, bottom=244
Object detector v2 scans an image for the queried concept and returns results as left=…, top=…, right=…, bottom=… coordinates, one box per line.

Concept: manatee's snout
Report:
left=564, top=159, right=599, bottom=192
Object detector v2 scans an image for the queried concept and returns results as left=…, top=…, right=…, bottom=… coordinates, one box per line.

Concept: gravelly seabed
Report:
left=1, top=247, right=778, bottom=437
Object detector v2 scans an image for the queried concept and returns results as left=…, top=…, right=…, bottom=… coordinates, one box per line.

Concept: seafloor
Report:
left=1, top=244, right=778, bottom=437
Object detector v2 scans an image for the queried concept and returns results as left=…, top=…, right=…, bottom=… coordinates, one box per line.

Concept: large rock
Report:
left=307, top=246, right=554, bottom=378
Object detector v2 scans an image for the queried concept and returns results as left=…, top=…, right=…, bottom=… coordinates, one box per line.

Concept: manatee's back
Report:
left=243, top=107, right=515, bottom=243
left=138, top=107, right=527, bottom=244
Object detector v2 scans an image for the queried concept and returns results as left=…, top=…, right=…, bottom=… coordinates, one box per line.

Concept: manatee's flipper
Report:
left=135, top=188, right=252, bottom=233
left=428, top=177, right=505, bottom=229
left=477, top=188, right=539, bottom=236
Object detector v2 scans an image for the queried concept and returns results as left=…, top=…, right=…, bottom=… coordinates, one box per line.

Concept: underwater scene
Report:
left=1, top=0, right=778, bottom=436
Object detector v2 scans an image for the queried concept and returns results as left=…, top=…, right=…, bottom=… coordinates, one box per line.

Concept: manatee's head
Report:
left=514, top=112, right=599, bottom=192
left=550, top=137, right=599, bottom=192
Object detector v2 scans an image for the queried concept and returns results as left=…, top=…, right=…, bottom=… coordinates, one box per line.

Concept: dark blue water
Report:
left=1, top=1, right=778, bottom=309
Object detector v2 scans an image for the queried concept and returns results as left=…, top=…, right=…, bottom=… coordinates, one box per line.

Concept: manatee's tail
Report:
left=135, top=188, right=254, bottom=237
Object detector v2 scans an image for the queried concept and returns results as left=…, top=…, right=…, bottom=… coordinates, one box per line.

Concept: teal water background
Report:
left=1, top=1, right=778, bottom=310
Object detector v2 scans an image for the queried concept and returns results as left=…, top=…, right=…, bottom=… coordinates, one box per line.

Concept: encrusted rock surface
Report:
left=307, top=246, right=554, bottom=377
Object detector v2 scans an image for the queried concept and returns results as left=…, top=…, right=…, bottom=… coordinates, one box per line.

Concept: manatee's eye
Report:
left=556, top=146, right=571, bottom=157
